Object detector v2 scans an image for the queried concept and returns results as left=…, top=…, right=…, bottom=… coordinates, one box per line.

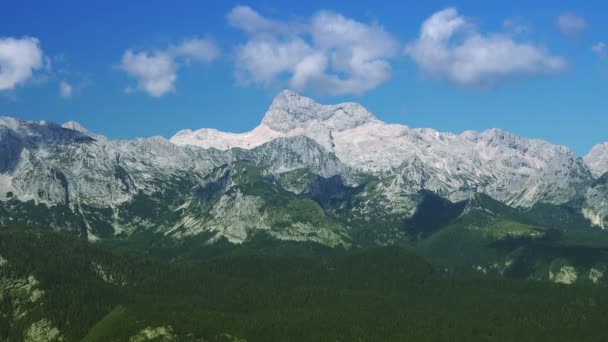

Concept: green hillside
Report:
left=2, top=227, right=608, bottom=341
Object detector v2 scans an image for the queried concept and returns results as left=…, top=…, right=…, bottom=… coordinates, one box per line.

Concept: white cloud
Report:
left=556, top=12, right=588, bottom=38
left=592, top=42, right=607, bottom=59
left=228, top=5, right=298, bottom=36
left=502, top=17, right=531, bottom=36
left=120, top=50, right=176, bottom=97
left=59, top=81, right=72, bottom=98
left=235, top=37, right=313, bottom=85
left=228, top=6, right=399, bottom=96
left=119, top=38, right=219, bottom=97
left=170, top=38, right=220, bottom=63
left=405, top=8, right=567, bottom=89
left=0, top=37, right=44, bottom=91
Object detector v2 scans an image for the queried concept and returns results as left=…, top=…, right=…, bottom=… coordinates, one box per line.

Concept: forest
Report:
left=1, top=226, right=608, bottom=341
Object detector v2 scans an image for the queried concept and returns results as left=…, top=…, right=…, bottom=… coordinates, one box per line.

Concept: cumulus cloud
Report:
left=119, top=38, right=219, bottom=97
left=556, top=12, right=588, bottom=38
left=0, top=37, right=45, bottom=91
left=59, top=81, right=72, bottom=98
left=593, top=42, right=607, bottom=59
left=120, top=50, right=176, bottom=97
left=405, top=8, right=567, bottom=89
left=228, top=6, right=399, bottom=96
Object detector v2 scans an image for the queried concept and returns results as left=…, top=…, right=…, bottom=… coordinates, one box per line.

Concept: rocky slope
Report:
left=0, top=90, right=606, bottom=245
left=584, top=172, right=608, bottom=229
left=172, top=90, right=593, bottom=208
left=585, top=143, right=608, bottom=178
left=0, top=116, right=357, bottom=209
left=0, top=115, right=359, bottom=241
left=163, top=161, right=351, bottom=246
left=583, top=145, right=608, bottom=227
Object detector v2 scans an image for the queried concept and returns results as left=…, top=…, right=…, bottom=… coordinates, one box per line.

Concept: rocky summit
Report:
left=585, top=142, right=608, bottom=178
left=0, top=90, right=607, bottom=245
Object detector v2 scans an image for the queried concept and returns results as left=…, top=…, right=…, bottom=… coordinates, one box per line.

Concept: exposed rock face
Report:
left=129, top=326, right=175, bottom=342
left=0, top=115, right=362, bottom=242
left=0, top=117, right=94, bottom=174
left=585, top=143, right=608, bottom=178
left=261, top=90, right=378, bottom=132
left=550, top=265, right=578, bottom=285
left=24, top=319, right=64, bottom=342
left=165, top=161, right=350, bottom=247
left=584, top=172, right=608, bottom=229
left=0, top=90, right=605, bottom=242
left=0, top=268, right=59, bottom=339
left=0, top=274, right=45, bottom=321
left=3, top=134, right=217, bottom=206
left=231, top=136, right=358, bottom=182
left=589, top=268, right=604, bottom=284
left=171, top=91, right=593, bottom=208
left=91, top=261, right=127, bottom=286
left=61, top=121, right=108, bottom=141
left=0, top=116, right=355, bottom=208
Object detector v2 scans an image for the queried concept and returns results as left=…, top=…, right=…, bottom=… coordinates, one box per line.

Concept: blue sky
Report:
left=0, top=0, right=606, bottom=155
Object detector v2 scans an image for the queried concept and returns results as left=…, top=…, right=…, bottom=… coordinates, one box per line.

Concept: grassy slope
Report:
left=415, top=194, right=608, bottom=282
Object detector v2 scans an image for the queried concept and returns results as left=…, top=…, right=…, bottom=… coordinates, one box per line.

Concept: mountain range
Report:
left=173, top=90, right=600, bottom=207
left=1, top=90, right=607, bottom=284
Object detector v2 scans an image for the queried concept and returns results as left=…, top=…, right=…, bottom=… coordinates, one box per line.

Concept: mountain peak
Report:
left=0, top=116, right=87, bottom=140
left=585, top=142, right=608, bottom=178
left=62, top=121, right=89, bottom=133
left=62, top=121, right=106, bottom=141
left=261, top=90, right=378, bottom=132
left=0, top=116, right=24, bottom=130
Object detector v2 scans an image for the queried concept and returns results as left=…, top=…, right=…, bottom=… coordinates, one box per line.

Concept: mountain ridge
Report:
left=170, top=90, right=592, bottom=161
left=0, top=91, right=606, bottom=245
left=170, top=91, right=596, bottom=208
left=1, top=99, right=608, bottom=288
